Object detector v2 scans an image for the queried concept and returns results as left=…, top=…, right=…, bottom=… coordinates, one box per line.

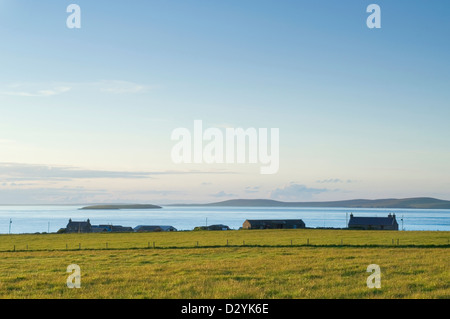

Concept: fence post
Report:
left=153, top=242, right=155, bottom=249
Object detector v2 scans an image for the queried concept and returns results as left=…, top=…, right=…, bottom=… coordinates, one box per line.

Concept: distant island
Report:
left=169, top=197, right=450, bottom=209
left=80, top=204, right=162, bottom=210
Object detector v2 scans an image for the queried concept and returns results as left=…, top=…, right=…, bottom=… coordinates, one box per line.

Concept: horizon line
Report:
left=0, top=196, right=449, bottom=206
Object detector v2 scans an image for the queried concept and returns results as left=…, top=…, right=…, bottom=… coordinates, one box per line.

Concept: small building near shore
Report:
left=348, top=213, right=399, bottom=230
left=96, top=225, right=134, bottom=232
left=134, top=225, right=177, bottom=232
left=194, top=224, right=231, bottom=231
left=91, top=225, right=109, bottom=233
left=66, top=219, right=92, bottom=233
left=242, top=219, right=305, bottom=230
left=65, top=220, right=134, bottom=233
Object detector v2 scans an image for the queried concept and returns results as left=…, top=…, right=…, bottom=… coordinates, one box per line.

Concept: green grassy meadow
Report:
left=0, top=229, right=448, bottom=299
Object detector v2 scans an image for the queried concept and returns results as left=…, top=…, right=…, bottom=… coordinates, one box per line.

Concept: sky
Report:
left=0, top=0, right=449, bottom=204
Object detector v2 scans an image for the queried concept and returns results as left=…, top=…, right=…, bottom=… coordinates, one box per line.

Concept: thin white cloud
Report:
left=316, top=178, right=344, bottom=184
left=0, top=85, right=71, bottom=97
left=316, top=178, right=358, bottom=184
left=210, top=191, right=236, bottom=198
left=245, top=186, right=260, bottom=194
left=97, top=80, right=147, bottom=94
left=0, top=80, right=153, bottom=97
left=270, top=183, right=330, bottom=201
left=0, top=163, right=238, bottom=182
left=0, top=186, right=110, bottom=205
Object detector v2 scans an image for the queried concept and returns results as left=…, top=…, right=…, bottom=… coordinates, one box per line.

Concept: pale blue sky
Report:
left=0, top=1, right=449, bottom=204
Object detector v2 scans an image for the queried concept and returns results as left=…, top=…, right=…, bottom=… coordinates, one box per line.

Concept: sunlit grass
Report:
left=0, top=229, right=448, bottom=251
left=0, top=230, right=448, bottom=299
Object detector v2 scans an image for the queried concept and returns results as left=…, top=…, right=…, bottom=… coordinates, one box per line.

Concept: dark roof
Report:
left=348, top=215, right=397, bottom=226
left=246, top=219, right=304, bottom=225
left=245, top=219, right=305, bottom=228
left=98, top=225, right=133, bottom=232
left=134, top=225, right=177, bottom=232
left=134, top=225, right=162, bottom=232
left=66, top=219, right=92, bottom=232
left=68, top=221, right=90, bottom=227
left=67, top=220, right=91, bottom=228
left=91, top=225, right=108, bottom=232
left=159, top=226, right=177, bottom=231
left=208, top=224, right=230, bottom=229
left=195, top=224, right=230, bottom=231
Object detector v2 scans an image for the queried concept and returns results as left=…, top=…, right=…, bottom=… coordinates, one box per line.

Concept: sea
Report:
left=0, top=206, right=449, bottom=234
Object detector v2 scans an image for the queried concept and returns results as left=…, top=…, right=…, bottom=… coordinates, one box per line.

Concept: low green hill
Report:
left=170, top=197, right=450, bottom=209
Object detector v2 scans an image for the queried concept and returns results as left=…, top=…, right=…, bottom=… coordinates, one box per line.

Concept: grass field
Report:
left=0, top=229, right=448, bottom=299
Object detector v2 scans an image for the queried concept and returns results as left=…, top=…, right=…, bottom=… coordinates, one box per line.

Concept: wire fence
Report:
left=3, top=238, right=450, bottom=253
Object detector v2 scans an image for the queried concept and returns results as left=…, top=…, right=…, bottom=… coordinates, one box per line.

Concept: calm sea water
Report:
left=0, top=206, right=449, bottom=234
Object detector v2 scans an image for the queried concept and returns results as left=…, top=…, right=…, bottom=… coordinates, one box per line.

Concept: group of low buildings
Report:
left=347, top=213, right=399, bottom=230
left=242, top=214, right=398, bottom=230
left=62, top=219, right=177, bottom=234
left=62, top=213, right=399, bottom=233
